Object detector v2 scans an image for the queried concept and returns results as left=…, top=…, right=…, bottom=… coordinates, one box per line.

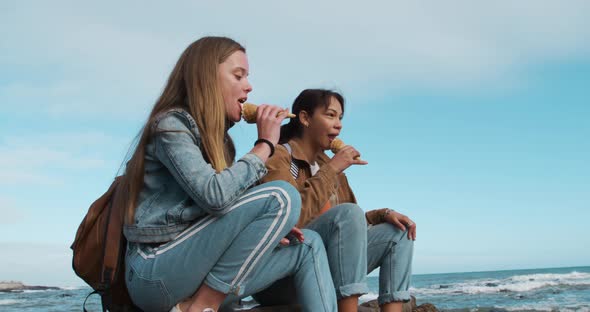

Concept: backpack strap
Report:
left=282, top=143, right=299, bottom=180
left=83, top=290, right=100, bottom=312
left=101, top=177, right=126, bottom=311
left=102, top=178, right=124, bottom=279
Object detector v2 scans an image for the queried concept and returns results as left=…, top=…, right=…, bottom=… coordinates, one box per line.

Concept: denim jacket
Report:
left=123, top=109, right=268, bottom=243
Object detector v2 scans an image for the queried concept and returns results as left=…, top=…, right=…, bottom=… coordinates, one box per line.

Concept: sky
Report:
left=1, top=1, right=589, bottom=287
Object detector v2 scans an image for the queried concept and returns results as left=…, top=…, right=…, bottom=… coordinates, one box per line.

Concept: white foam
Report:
left=503, top=304, right=555, bottom=311
left=410, top=271, right=590, bottom=296
left=359, top=292, right=379, bottom=303
left=502, top=302, right=590, bottom=312
left=60, top=285, right=86, bottom=290
left=22, top=289, right=53, bottom=293
left=0, top=299, right=24, bottom=305
left=510, top=271, right=590, bottom=282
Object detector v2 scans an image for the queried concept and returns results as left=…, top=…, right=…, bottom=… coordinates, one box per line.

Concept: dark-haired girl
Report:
left=257, top=89, right=416, bottom=312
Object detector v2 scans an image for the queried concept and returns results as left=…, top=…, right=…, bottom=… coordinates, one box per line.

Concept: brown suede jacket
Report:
left=261, top=138, right=389, bottom=227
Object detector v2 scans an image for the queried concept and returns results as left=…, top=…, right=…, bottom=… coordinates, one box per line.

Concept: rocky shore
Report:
left=220, top=296, right=439, bottom=312
left=0, top=281, right=60, bottom=293
left=1, top=281, right=439, bottom=311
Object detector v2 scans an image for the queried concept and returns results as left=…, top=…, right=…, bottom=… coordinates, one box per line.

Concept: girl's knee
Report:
left=386, top=225, right=414, bottom=247
left=333, top=203, right=363, bottom=215
left=398, top=231, right=414, bottom=248
left=331, top=203, right=366, bottom=230
left=260, top=180, right=301, bottom=225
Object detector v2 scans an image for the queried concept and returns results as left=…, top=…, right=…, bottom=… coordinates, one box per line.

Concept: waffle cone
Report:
left=330, top=138, right=361, bottom=160
left=242, top=103, right=258, bottom=123
left=241, top=102, right=296, bottom=123
left=330, top=138, right=346, bottom=154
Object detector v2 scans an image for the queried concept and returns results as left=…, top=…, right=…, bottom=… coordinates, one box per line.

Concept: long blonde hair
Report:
left=119, top=37, right=244, bottom=224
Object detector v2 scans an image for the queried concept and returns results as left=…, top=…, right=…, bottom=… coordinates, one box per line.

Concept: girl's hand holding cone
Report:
left=328, top=138, right=367, bottom=173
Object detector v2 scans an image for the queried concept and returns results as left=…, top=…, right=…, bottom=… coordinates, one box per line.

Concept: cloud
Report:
left=0, top=197, right=25, bottom=224
left=1, top=0, right=589, bottom=116
left=0, top=80, right=148, bottom=117
left=0, top=242, right=82, bottom=287
left=0, top=146, right=105, bottom=169
left=2, top=131, right=128, bottom=154
left=0, top=131, right=125, bottom=186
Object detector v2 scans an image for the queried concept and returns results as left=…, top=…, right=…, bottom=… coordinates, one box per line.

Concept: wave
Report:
left=444, top=305, right=590, bottom=312
left=59, top=285, right=87, bottom=291
left=411, top=271, right=590, bottom=296
left=503, top=303, right=590, bottom=312
left=21, top=289, right=58, bottom=293
left=0, top=299, right=25, bottom=305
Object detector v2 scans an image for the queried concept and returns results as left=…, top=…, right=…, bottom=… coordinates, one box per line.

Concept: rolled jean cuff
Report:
left=205, top=272, right=244, bottom=296
left=378, top=290, right=411, bottom=305
left=337, top=282, right=369, bottom=299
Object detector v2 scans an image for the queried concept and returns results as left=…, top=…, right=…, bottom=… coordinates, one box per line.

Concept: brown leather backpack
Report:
left=70, top=176, right=140, bottom=311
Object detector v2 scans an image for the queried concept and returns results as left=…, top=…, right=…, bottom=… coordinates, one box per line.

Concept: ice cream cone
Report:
left=242, top=102, right=296, bottom=123
left=330, top=138, right=361, bottom=160
left=330, top=138, right=346, bottom=154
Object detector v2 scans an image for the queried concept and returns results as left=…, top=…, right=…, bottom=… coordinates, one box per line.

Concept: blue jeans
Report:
left=125, top=181, right=337, bottom=312
left=255, top=203, right=413, bottom=306
left=367, top=222, right=414, bottom=305
left=307, top=203, right=370, bottom=299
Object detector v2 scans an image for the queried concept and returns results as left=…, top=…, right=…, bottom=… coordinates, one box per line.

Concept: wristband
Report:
left=254, top=138, right=275, bottom=157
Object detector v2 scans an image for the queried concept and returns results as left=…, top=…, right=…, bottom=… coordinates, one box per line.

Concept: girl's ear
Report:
left=299, top=110, right=311, bottom=128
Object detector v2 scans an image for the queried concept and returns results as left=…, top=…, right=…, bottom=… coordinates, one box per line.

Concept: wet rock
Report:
left=0, top=281, right=59, bottom=293
left=240, top=305, right=301, bottom=312
left=485, top=282, right=498, bottom=287
left=413, top=303, right=439, bottom=312
left=219, top=302, right=300, bottom=312
left=359, top=296, right=416, bottom=312
left=222, top=295, right=441, bottom=312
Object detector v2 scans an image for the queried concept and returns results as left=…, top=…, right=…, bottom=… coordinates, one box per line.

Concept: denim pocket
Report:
left=127, top=266, right=171, bottom=312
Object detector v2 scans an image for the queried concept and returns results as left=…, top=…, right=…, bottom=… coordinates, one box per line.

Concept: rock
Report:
left=413, top=303, right=439, bottom=312
left=220, top=303, right=301, bottom=312
left=245, top=306, right=300, bottom=312
left=358, top=300, right=383, bottom=312
left=358, top=296, right=416, bottom=312
left=221, top=295, right=442, bottom=312
left=23, top=285, right=60, bottom=291
left=0, top=281, right=24, bottom=291
left=0, top=281, right=60, bottom=293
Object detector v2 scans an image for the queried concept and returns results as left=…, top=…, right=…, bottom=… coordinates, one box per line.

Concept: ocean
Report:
left=1, top=266, right=589, bottom=311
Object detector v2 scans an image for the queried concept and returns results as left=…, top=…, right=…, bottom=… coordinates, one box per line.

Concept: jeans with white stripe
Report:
left=125, top=181, right=337, bottom=312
